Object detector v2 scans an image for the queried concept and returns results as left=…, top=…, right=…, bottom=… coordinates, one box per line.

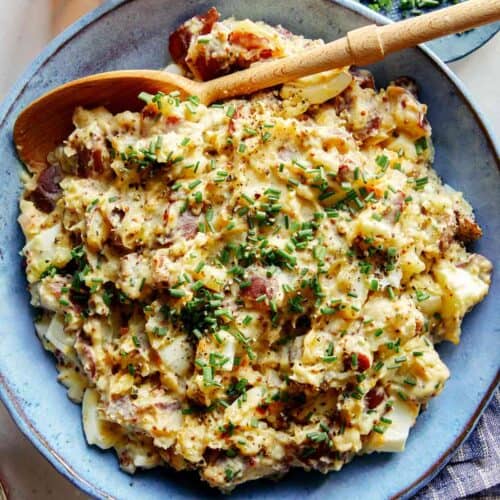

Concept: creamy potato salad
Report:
left=19, top=8, right=492, bottom=492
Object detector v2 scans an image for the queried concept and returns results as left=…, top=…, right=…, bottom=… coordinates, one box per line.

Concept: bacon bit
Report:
left=357, top=353, right=370, bottom=372
left=228, top=31, right=272, bottom=51
left=76, top=146, right=106, bottom=177
left=455, top=212, right=482, bottom=243
left=267, top=401, right=285, bottom=416
left=177, top=211, right=199, bottom=240
left=169, top=26, right=192, bottom=65
left=353, top=116, right=381, bottom=142
left=344, top=352, right=370, bottom=372
left=337, top=164, right=352, bottom=182
left=333, top=91, right=353, bottom=115
left=228, top=107, right=240, bottom=133
left=92, top=149, right=104, bottom=174
left=351, top=236, right=374, bottom=260
left=78, top=344, right=97, bottom=380
left=241, top=276, right=274, bottom=312
left=155, top=401, right=181, bottom=411
left=29, top=164, right=62, bottom=213
left=185, top=25, right=274, bottom=80
left=256, top=405, right=267, bottom=415
left=197, top=7, right=220, bottom=35
left=142, top=103, right=160, bottom=119
left=120, top=327, right=129, bottom=336
left=119, top=450, right=132, bottom=468
left=163, top=207, right=170, bottom=223
left=387, top=191, right=406, bottom=223
left=148, top=349, right=163, bottom=366
left=282, top=315, right=312, bottom=337
left=393, top=76, right=419, bottom=98
left=144, top=115, right=181, bottom=138
left=203, top=448, right=222, bottom=465
left=238, top=356, right=250, bottom=368
left=38, top=164, right=62, bottom=194
left=350, top=67, right=375, bottom=90
left=168, top=7, right=220, bottom=67
left=77, top=146, right=92, bottom=177
left=365, top=385, right=385, bottom=409
left=190, top=53, right=229, bottom=81
left=166, top=115, right=181, bottom=126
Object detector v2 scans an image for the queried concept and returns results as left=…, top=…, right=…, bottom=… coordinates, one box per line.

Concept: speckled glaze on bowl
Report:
left=0, top=1, right=498, bottom=499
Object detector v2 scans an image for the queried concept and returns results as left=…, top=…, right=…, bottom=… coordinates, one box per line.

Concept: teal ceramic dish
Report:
left=0, top=1, right=498, bottom=499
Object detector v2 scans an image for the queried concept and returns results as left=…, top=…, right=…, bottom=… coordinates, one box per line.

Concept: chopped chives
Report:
left=415, top=177, right=429, bottom=190
left=376, top=155, right=389, bottom=168
left=364, top=192, right=376, bottom=202
left=351, top=353, right=358, bottom=368
left=241, top=193, right=255, bottom=205
left=404, top=378, right=417, bottom=386
left=192, top=280, right=204, bottom=292
left=397, top=391, right=408, bottom=401
left=138, top=91, right=153, bottom=103
left=415, top=137, right=428, bottom=155
left=325, top=342, right=335, bottom=357
left=325, top=209, right=339, bottom=218
left=415, top=290, right=430, bottom=302
left=319, top=190, right=335, bottom=201
left=188, top=179, right=202, bottom=190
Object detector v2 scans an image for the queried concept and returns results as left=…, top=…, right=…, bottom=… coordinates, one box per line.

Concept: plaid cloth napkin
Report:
left=414, top=389, right=499, bottom=499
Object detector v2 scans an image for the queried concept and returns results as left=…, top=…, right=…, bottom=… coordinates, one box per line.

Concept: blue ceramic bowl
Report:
left=0, top=1, right=498, bottom=499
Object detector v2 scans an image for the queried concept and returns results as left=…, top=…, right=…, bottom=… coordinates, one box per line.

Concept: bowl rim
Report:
left=0, top=1, right=498, bottom=499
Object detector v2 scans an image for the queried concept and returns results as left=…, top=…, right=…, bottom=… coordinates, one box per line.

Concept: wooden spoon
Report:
left=14, top=0, right=500, bottom=171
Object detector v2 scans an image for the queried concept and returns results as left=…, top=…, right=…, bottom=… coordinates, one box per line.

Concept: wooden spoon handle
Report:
left=204, top=0, right=500, bottom=102
left=351, top=0, right=500, bottom=64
